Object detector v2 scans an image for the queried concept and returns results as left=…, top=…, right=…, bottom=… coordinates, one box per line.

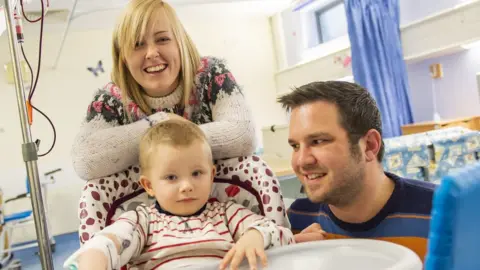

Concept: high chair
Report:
left=77, top=155, right=291, bottom=251
left=0, top=189, right=21, bottom=270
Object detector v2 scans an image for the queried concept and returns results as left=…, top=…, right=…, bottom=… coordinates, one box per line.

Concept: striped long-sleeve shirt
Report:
left=78, top=200, right=294, bottom=269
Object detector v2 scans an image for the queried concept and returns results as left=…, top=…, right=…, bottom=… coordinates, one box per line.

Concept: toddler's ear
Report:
left=139, top=175, right=155, bottom=197
left=211, top=165, right=216, bottom=182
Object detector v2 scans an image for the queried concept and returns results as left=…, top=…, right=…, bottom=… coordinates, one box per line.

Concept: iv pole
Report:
left=3, top=0, right=54, bottom=269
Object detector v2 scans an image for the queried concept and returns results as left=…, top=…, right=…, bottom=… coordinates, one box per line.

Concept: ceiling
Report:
left=21, top=0, right=292, bottom=15
left=1, top=0, right=292, bottom=38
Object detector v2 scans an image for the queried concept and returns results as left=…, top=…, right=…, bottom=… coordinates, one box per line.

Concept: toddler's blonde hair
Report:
left=139, top=119, right=212, bottom=171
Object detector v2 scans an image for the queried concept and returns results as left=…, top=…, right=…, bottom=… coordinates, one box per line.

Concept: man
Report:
left=278, top=81, right=436, bottom=261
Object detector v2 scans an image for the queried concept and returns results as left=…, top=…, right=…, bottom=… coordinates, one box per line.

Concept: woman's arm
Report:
left=199, top=95, right=257, bottom=160
left=198, top=57, right=257, bottom=159
left=71, top=90, right=168, bottom=180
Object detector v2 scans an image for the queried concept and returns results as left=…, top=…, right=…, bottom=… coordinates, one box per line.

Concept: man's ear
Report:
left=363, top=129, right=382, bottom=162
left=139, top=175, right=155, bottom=197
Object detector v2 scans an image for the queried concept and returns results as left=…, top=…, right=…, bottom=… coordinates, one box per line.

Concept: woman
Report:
left=72, top=0, right=256, bottom=181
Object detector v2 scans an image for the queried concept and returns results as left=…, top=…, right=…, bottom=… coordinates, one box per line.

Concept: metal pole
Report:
left=3, top=0, right=54, bottom=269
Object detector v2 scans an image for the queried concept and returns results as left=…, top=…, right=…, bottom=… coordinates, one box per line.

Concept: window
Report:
left=315, top=0, right=348, bottom=45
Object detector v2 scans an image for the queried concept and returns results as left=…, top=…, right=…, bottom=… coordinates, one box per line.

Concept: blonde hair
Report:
left=139, top=119, right=211, bottom=171
left=111, top=0, right=201, bottom=119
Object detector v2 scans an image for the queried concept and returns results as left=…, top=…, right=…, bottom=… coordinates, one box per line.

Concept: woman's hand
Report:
left=147, top=112, right=187, bottom=126
left=165, top=112, right=188, bottom=122
left=219, top=229, right=267, bottom=270
left=294, top=223, right=327, bottom=243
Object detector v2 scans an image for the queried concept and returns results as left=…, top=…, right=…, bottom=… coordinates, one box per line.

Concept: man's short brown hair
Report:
left=278, top=81, right=384, bottom=162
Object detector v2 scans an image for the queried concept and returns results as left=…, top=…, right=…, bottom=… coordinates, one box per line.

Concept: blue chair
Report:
left=0, top=168, right=61, bottom=262
left=3, top=177, right=33, bottom=223
left=425, top=162, right=480, bottom=270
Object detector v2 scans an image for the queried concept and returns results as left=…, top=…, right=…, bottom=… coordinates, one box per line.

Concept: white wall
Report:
left=269, top=14, right=288, bottom=70
left=0, top=4, right=283, bottom=243
left=177, top=7, right=286, bottom=135
left=399, top=0, right=474, bottom=25
left=407, top=46, right=480, bottom=122
left=278, top=8, right=304, bottom=68
left=269, top=0, right=480, bottom=128
left=274, top=0, right=479, bottom=71
left=275, top=0, right=346, bottom=69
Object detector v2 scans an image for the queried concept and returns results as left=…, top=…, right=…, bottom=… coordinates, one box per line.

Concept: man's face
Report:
left=288, top=101, right=365, bottom=206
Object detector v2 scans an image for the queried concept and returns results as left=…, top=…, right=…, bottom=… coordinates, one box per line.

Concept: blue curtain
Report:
left=345, top=0, right=413, bottom=138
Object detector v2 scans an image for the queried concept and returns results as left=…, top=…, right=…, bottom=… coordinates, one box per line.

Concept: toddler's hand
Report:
left=219, top=229, right=267, bottom=270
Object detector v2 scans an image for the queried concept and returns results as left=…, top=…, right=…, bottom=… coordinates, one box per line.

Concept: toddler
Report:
left=64, top=119, right=294, bottom=270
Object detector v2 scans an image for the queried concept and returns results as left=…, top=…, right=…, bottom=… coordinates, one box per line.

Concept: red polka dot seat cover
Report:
left=78, top=155, right=291, bottom=244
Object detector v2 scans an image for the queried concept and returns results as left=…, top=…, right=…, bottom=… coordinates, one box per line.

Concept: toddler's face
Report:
left=140, top=141, right=215, bottom=216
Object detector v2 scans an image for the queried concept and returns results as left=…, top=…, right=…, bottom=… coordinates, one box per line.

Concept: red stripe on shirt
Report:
left=146, top=229, right=231, bottom=247
left=138, top=221, right=147, bottom=241
left=152, top=255, right=224, bottom=269
left=226, top=202, right=236, bottom=212
left=147, top=238, right=229, bottom=253
left=177, top=213, right=225, bottom=224
left=227, top=207, right=248, bottom=226
left=149, top=214, right=225, bottom=226
left=148, top=228, right=165, bottom=237
left=115, top=217, right=136, bottom=225
left=232, top=213, right=254, bottom=238
left=148, top=220, right=224, bottom=237
left=162, top=229, right=218, bottom=239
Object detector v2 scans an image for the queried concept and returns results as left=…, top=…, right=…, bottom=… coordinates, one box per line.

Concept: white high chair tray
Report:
left=191, top=239, right=423, bottom=270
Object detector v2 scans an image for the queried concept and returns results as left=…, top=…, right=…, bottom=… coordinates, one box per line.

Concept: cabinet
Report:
left=401, top=116, right=480, bottom=135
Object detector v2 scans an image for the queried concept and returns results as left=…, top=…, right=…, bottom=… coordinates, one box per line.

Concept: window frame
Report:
left=314, top=0, right=346, bottom=45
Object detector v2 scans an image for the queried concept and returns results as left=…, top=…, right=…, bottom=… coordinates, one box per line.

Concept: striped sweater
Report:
left=288, top=172, right=436, bottom=262
left=74, top=200, right=294, bottom=269
left=71, top=56, right=256, bottom=181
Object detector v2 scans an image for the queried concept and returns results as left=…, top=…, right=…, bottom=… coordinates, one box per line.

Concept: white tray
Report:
left=189, top=239, right=423, bottom=270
